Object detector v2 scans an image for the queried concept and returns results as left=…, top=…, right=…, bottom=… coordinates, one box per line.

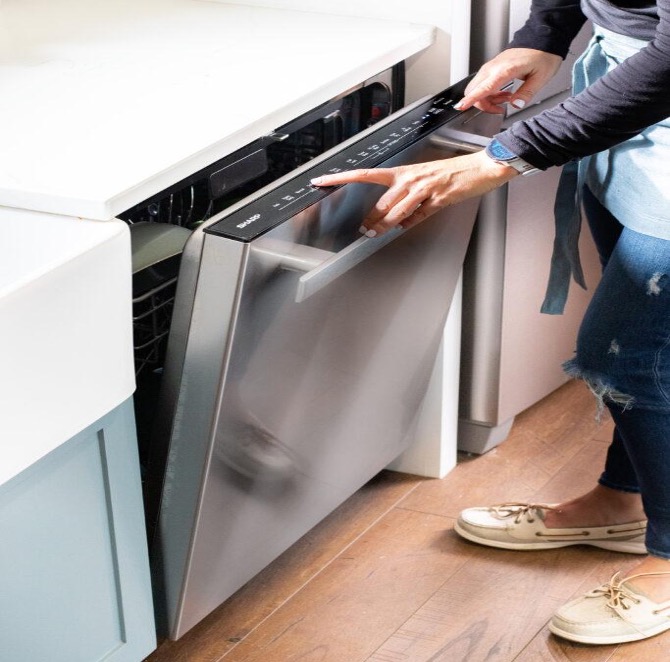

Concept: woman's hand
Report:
left=310, top=150, right=518, bottom=237
left=456, top=48, right=563, bottom=113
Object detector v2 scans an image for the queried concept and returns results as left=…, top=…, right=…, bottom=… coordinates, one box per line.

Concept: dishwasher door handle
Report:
left=429, top=127, right=490, bottom=154
left=293, top=128, right=490, bottom=302
left=295, top=227, right=404, bottom=303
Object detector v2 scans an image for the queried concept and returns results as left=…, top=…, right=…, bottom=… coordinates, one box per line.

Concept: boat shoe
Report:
left=454, top=503, right=647, bottom=554
left=550, top=572, right=670, bottom=644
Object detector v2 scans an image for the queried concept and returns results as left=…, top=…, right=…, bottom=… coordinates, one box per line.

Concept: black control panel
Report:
left=205, top=76, right=473, bottom=242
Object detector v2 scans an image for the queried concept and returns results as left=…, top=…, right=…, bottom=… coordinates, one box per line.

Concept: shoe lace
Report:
left=590, top=573, right=641, bottom=611
left=590, top=572, right=670, bottom=615
left=489, top=503, right=554, bottom=524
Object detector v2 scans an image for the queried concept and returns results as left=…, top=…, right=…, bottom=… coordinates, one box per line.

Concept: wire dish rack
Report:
left=132, top=276, right=178, bottom=377
left=126, top=222, right=192, bottom=377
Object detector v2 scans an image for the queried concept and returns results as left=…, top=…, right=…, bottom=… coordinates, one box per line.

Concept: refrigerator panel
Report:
left=458, top=94, right=601, bottom=454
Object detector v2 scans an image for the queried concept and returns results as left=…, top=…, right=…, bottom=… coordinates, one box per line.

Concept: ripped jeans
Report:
left=567, top=186, right=670, bottom=558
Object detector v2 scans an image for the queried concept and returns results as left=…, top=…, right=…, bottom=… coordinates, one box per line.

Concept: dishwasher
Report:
left=121, top=72, right=500, bottom=639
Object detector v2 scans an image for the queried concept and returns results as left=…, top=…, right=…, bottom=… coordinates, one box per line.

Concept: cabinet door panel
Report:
left=0, top=400, right=155, bottom=662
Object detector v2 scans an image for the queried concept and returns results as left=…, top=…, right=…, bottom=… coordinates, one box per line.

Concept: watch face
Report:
left=487, top=139, right=518, bottom=161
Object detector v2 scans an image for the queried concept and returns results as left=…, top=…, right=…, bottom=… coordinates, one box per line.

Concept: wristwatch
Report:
left=485, top=138, right=539, bottom=176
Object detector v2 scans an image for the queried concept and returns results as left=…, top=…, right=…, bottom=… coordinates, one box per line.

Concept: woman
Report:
left=312, top=0, right=670, bottom=646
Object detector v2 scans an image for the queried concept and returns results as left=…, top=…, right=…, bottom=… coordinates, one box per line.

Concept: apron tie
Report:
left=541, top=158, right=587, bottom=314
left=540, top=28, right=603, bottom=314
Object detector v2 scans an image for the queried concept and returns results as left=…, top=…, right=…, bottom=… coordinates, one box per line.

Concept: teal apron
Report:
left=542, top=25, right=670, bottom=314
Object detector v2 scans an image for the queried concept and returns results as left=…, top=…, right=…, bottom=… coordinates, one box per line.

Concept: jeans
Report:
left=566, top=186, right=670, bottom=558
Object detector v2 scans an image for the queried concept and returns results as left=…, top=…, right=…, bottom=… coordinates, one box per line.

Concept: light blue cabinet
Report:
left=0, top=399, right=156, bottom=662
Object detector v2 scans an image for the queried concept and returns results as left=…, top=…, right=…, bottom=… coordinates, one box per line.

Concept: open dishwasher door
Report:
left=148, top=78, right=501, bottom=639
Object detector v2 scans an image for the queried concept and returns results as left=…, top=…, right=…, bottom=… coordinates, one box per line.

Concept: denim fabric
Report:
left=568, top=187, right=670, bottom=558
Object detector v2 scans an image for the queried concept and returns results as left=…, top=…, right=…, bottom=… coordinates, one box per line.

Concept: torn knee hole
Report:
left=563, top=359, right=634, bottom=418
left=647, top=272, right=667, bottom=296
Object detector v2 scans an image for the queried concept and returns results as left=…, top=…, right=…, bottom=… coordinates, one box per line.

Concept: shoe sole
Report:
left=549, top=619, right=670, bottom=644
left=454, top=521, right=647, bottom=554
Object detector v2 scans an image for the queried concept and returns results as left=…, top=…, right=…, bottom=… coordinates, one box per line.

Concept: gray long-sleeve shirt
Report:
left=497, top=0, right=670, bottom=169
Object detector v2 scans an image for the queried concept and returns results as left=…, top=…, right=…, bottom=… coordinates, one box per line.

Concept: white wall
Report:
left=220, top=1, right=472, bottom=101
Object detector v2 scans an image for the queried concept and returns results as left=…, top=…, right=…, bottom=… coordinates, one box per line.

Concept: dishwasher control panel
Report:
left=205, top=76, right=475, bottom=242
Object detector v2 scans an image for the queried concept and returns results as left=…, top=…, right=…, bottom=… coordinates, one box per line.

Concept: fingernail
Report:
left=454, top=100, right=464, bottom=110
left=365, top=229, right=377, bottom=238
left=511, top=99, right=526, bottom=109
left=310, top=177, right=323, bottom=185
left=359, top=225, right=367, bottom=235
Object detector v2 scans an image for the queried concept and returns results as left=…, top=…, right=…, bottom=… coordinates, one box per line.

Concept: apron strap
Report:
left=540, top=29, right=601, bottom=314
left=540, top=158, right=587, bottom=314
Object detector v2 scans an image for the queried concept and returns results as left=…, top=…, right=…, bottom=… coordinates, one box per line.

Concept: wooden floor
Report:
left=145, top=380, right=670, bottom=662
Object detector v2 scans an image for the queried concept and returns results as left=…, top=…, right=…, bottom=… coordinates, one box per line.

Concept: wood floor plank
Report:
left=526, top=430, right=610, bottom=504
left=217, top=509, right=471, bottom=662
left=507, top=379, right=600, bottom=438
left=396, top=442, right=551, bottom=521
left=513, top=634, right=618, bottom=661
left=367, top=543, right=634, bottom=662
left=398, top=382, right=610, bottom=520
left=606, top=634, right=670, bottom=661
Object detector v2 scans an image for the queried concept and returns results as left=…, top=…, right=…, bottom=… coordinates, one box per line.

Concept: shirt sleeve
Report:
left=498, top=1, right=670, bottom=169
left=507, top=0, right=587, bottom=57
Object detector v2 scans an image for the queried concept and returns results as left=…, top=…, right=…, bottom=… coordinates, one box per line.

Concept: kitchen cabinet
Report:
left=0, top=207, right=155, bottom=660
left=0, top=208, right=135, bottom=483
left=0, top=400, right=155, bottom=662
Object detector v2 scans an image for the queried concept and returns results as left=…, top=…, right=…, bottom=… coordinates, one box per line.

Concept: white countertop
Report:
left=0, top=0, right=433, bottom=220
left=0, top=206, right=135, bottom=486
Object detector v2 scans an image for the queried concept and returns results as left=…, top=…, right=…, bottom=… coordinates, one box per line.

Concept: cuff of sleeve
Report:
left=495, top=131, right=554, bottom=171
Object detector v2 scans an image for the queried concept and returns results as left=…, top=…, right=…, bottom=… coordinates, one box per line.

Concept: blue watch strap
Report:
left=485, top=138, right=519, bottom=161
left=485, top=138, right=539, bottom=175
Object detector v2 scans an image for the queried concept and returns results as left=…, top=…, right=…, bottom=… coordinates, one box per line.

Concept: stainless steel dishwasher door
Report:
left=151, top=88, right=500, bottom=638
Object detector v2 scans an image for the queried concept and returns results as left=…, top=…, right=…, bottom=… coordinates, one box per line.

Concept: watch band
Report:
left=485, top=138, right=539, bottom=176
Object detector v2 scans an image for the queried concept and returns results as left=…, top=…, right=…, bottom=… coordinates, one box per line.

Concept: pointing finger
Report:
left=310, top=168, right=392, bottom=188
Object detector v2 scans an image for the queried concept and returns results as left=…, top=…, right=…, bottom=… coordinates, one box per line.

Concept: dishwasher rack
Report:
left=132, top=277, right=177, bottom=377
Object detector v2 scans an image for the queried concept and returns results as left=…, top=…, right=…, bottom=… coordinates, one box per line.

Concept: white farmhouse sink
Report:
left=0, top=207, right=135, bottom=486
